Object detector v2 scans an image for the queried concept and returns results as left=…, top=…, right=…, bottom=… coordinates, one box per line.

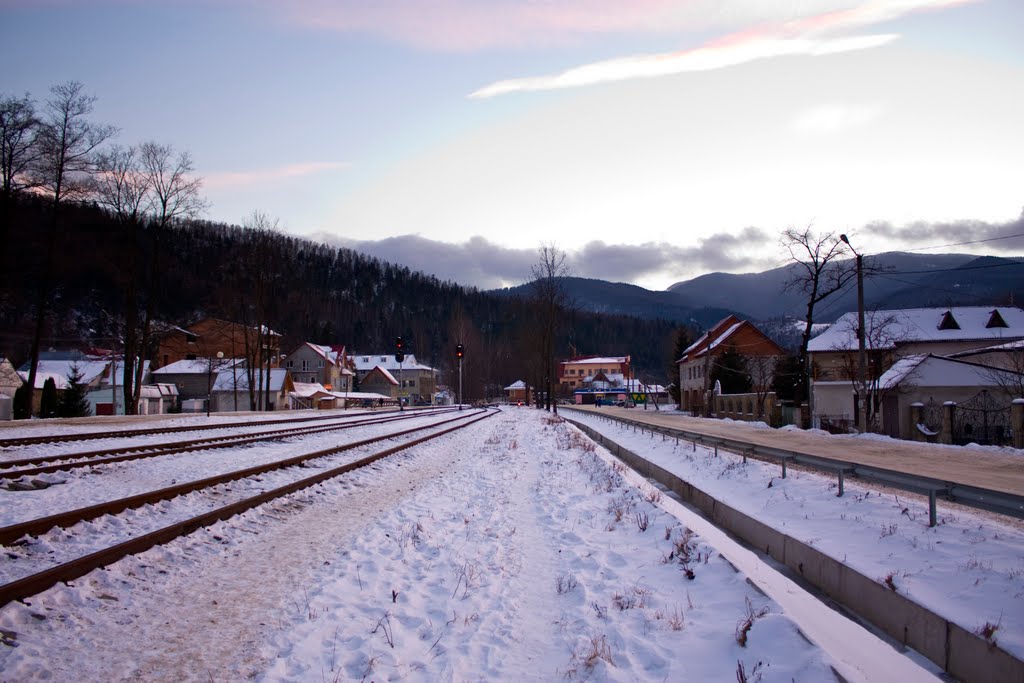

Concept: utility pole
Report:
left=841, top=234, right=867, bottom=434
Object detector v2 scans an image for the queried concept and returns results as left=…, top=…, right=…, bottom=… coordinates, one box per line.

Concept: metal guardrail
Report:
left=563, top=408, right=1024, bottom=526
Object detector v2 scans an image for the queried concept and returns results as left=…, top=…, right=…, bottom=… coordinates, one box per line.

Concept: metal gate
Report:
left=952, top=390, right=1011, bottom=446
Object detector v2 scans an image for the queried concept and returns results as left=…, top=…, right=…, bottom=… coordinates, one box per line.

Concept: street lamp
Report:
left=840, top=234, right=867, bottom=434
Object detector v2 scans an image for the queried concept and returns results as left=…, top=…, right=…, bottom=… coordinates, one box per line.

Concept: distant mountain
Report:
left=491, top=277, right=734, bottom=330
left=490, top=253, right=1024, bottom=339
left=666, top=252, right=1023, bottom=323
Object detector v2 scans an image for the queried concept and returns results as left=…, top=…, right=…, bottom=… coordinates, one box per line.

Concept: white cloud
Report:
left=791, top=104, right=883, bottom=136
left=470, top=34, right=899, bottom=98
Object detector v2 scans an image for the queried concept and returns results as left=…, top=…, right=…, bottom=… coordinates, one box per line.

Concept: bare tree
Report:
left=529, top=244, right=571, bottom=413
left=95, top=145, right=154, bottom=413
left=781, top=227, right=857, bottom=406
left=830, top=310, right=905, bottom=431
left=23, top=82, right=116, bottom=412
left=978, top=343, right=1024, bottom=401
left=236, top=211, right=284, bottom=410
left=746, top=354, right=778, bottom=420
left=0, top=92, right=40, bottom=244
left=133, top=142, right=207, bottom=411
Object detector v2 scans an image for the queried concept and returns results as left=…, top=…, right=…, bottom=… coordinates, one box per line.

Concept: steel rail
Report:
left=0, top=408, right=488, bottom=547
left=0, top=408, right=498, bottom=607
left=0, top=406, right=444, bottom=449
left=564, top=408, right=1024, bottom=525
left=0, top=408, right=458, bottom=479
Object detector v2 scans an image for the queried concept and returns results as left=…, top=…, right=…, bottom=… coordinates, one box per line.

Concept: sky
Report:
left=2, top=0, right=1023, bottom=291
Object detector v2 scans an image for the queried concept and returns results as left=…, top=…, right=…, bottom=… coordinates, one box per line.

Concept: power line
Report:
left=887, top=259, right=1024, bottom=275
left=891, top=231, right=1024, bottom=253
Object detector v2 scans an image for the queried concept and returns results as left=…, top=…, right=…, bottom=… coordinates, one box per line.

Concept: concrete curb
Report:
left=567, top=417, right=1024, bottom=683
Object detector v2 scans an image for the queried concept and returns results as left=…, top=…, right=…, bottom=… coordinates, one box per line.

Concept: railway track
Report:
left=0, top=406, right=443, bottom=449
left=0, top=407, right=498, bottom=606
left=0, top=407, right=459, bottom=481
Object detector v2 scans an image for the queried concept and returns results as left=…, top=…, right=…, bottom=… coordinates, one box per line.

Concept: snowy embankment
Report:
left=567, top=409, right=1024, bottom=662
left=0, top=408, right=920, bottom=681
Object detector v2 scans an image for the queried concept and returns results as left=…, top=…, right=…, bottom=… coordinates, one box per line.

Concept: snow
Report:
left=0, top=408, right=975, bottom=680
left=566, top=409, right=1024, bottom=660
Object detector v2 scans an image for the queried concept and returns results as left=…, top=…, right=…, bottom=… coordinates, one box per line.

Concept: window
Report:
left=987, top=309, right=1009, bottom=329
left=286, top=360, right=293, bottom=368
left=301, top=360, right=309, bottom=371
left=317, top=359, right=324, bottom=368
left=937, top=311, right=960, bottom=330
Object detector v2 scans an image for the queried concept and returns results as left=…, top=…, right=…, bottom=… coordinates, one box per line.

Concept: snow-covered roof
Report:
left=17, top=360, right=109, bottom=386
left=877, top=353, right=1024, bottom=390
left=327, top=391, right=393, bottom=401
left=212, top=368, right=289, bottom=392
left=563, top=357, right=629, bottom=366
left=291, top=381, right=330, bottom=398
left=362, top=365, right=399, bottom=385
left=808, top=306, right=1024, bottom=353
left=679, top=315, right=781, bottom=362
left=153, top=358, right=244, bottom=375
left=350, top=353, right=434, bottom=373
left=139, top=383, right=179, bottom=398
left=504, top=380, right=526, bottom=391
left=623, top=379, right=667, bottom=393
left=876, top=355, right=927, bottom=390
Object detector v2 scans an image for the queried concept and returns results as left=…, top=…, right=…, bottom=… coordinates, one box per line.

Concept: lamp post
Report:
left=840, top=234, right=867, bottom=434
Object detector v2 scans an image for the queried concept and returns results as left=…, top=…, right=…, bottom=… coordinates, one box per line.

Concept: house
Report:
left=0, top=356, right=22, bottom=400
left=17, top=356, right=112, bottom=415
left=289, top=381, right=335, bottom=410
left=84, top=360, right=156, bottom=416
left=152, top=357, right=244, bottom=403
left=350, top=353, right=438, bottom=404
left=283, top=343, right=354, bottom=392
left=807, top=306, right=1024, bottom=431
left=558, top=356, right=631, bottom=392
left=872, top=354, right=1024, bottom=443
left=212, top=367, right=294, bottom=412
left=156, top=317, right=281, bottom=371
left=504, top=380, right=528, bottom=403
left=676, top=316, right=785, bottom=415
left=358, top=366, right=400, bottom=400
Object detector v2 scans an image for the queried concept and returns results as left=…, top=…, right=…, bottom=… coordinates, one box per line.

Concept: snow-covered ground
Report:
left=0, top=408, right=957, bottom=680
left=566, top=408, right=1024, bottom=662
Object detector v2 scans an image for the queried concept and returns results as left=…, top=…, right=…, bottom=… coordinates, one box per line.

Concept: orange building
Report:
left=156, top=317, right=281, bottom=370
left=676, top=315, right=784, bottom=415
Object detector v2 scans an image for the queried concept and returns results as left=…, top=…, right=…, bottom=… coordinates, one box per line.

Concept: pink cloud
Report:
left=468, top=0, right=977, bottom=96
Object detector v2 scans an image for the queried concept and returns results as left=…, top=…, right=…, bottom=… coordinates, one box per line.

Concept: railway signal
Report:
left=395, top=336, right=405, bottom=410
left=456, top=343, right=464, bottom=410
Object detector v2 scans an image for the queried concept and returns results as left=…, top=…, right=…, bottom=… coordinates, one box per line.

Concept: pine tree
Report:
left=58, top=365, right=92, bottom=418
left=13, top=382, right=31, bottom=419
left=39, top=377, right=59, bottom=418
left=710, top=345, right=752, bottom=394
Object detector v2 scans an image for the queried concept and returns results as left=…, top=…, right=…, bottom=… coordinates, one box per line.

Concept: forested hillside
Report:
left=0, top=196, right=681, bottom=397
